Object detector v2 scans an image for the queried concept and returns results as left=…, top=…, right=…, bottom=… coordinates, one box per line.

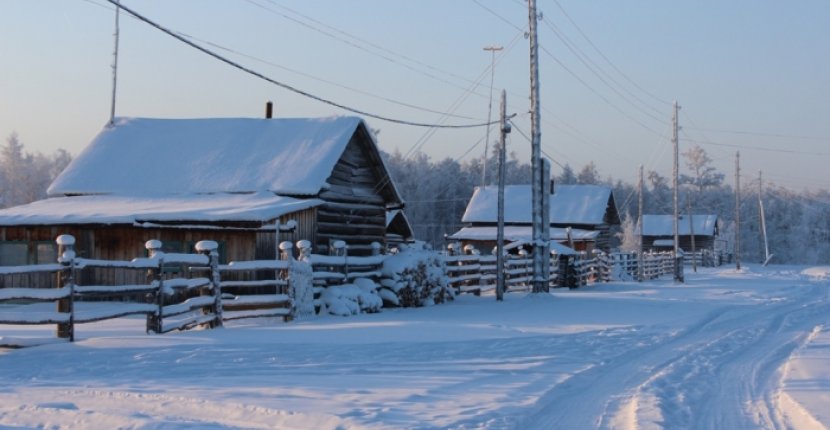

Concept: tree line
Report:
left=3, top=132, right=829, bottom=264
left=1, top=133, right=72, bottom=209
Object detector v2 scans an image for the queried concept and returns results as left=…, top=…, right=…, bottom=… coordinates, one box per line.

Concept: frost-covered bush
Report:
left=321, top=278, right=383, bottom=316
left=380, top=243, right=453, bottom=307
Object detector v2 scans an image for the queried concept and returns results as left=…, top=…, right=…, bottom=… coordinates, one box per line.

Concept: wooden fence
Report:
left=2, top=235, right=680, bottom=346
left=442, top=246, right=678, bottom=293
left=0, top=235, right=299, bottom=344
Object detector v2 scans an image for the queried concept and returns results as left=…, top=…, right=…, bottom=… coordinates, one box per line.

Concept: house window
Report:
left=36, top=242, right=57, bottom=264
left=0, top=242, right=28, bottom=266
left=0, top=241, right=56, bottom=266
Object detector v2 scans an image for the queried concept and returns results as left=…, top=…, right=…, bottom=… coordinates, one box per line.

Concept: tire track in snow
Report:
left=514, top=283, right=830, bottom=430
left=638, top=283, right=830, bottom=430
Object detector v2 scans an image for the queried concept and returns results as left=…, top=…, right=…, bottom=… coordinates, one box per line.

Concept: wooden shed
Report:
left=0, top=116, right=404, bottom=270
left=641, top=214, right=720, bottom=253
left=448, top=184, right=620, bottom=253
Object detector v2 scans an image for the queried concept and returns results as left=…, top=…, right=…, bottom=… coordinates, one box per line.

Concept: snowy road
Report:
left=1, top=265, right=829, bottom=429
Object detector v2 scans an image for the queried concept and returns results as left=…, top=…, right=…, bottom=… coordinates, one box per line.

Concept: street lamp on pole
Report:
left=482, top=45, right=503, bottom=186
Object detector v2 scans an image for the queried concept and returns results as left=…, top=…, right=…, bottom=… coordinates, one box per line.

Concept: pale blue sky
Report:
left=2, top=0, right=828, bottom=191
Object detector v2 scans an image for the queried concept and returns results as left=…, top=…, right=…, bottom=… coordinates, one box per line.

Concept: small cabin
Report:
left=0, top=116, right=405, bottom=271
left=448, top=184, right=620, bottom=253
left=641, top=214, right=720, bottom=253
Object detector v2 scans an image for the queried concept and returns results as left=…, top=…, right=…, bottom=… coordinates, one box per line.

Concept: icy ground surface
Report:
left=1, top=264, right=829, bottom=429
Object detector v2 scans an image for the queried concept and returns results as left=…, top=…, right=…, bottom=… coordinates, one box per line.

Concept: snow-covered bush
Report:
left=320, top=278, right=383, bottom=317
left=380, top=243, right=453, bottom=307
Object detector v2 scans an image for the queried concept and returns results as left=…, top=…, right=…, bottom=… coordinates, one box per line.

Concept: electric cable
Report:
left=103, top=0, right=496, bottom=129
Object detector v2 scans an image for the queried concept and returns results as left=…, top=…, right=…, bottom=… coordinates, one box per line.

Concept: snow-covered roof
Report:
left=48, top=116, right=373, bottom=197
left=642, top=214, right=719, bottom=237
left=447, top=226, right=584, bottom=255
left=0, top=192, right=321, bottom=226
left=461, top=184, right=617, bottom=226
left=447, top=226, right=600, bottom=242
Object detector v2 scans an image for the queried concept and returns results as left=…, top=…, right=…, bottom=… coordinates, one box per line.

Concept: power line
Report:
left=548, top=0, right=672, bottom=107
left=540, top=17, right=666, bottom=123
left=537, top=44, right=666, bottom=138
left=104, top=0, right=494, bottom=129
left=681, top=137, right=830, bottom=157
left=246, top=0, right=490, bottom=97
left=472, top=0, right=524, bottom=32
left=682, top=126, right=830, bottom=142
left=171, top=31, right=478, bottom=121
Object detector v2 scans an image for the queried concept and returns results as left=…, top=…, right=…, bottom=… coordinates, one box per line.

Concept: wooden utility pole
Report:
left=758, top=169, right=772, bottom=265
left=482, top=45, right=503, bottom=186
left=638, top=165, right=644, bottom=281
left=687, top=194, right=697, bottom=272
left=109, top=0, right=121, bottom=125
left=528, top=0, right=549, bottom=293
left=496, top=90, right=509, bottom=301
left=672, top=101, right=683, bottom=282
left=735, top=151, right=741, bottom=270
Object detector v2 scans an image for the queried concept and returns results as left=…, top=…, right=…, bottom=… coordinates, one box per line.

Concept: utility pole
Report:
left=528, top=0, right=549, bottom=293
left=759, top=169, right=772, bottom=265
left=109, top=0, right=121, bottom=125
left=735, top=151, right=741, bottom=271
left=672, top=100, right=683, bottom=282
left=496, top=90, right=509, bottom=301
left=638, top=164, right=644, bottom=282
left=482, top=45, right=503, bottom=186
left=687, top=194, right=697, bottom=272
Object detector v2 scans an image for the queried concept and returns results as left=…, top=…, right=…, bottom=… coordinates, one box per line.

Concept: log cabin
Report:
left=448, top=184, right=620, bottom=253
left=0, top=116, right=405, bottom=276
left=641, top=214, right=721, bottom=254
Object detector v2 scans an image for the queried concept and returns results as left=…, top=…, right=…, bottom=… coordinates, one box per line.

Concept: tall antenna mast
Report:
left=482, top=45, right=503, bottom=186
left=109, top=0, right=121, bottom=125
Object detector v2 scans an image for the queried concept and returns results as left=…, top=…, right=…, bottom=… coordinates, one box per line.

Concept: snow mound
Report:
left=801, top=266, right=830, bottom=281
left=320, top=279, right=382, bottom=316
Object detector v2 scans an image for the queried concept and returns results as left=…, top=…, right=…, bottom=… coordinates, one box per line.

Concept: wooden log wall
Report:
left=316, top=136, right=390, bottom=255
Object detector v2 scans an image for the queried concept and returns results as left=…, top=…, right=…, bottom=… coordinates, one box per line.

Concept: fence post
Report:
left=370, top=241, right=382, bottom=256
left=331, top=240, right=347, bottom=284
left=145, top=240, right=164, bottom=333
left=296, top=240, right=315, bottom=315
left=279, top=241, right=294, bottom=296
left=195, top=240, right=222, bottom=328
left=297, top=240, right=312, bottom=261
left=56, top=234, right=76, bottom=341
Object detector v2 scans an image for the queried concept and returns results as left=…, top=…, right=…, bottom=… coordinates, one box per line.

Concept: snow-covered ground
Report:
left=1, top=264, right=829, bottom=429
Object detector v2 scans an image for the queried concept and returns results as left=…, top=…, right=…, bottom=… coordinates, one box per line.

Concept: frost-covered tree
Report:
left=680, top=145, right=724, bottom=195
left=557, top=164, right=577, bottom=185
left=646, top=170, right=672, bottom=213
left=0, top=132, right=73, bottom=208
left=617, top=214, right=640, bottom=251
left=577, top=161, right=600, bottom=185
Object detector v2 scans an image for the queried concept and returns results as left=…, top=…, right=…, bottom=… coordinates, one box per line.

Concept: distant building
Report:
left=448, top=184, right=620, bottom=253
left=640, top=214, right=721, bottom=254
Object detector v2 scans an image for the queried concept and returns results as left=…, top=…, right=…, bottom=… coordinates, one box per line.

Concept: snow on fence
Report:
left=1, top=235, right=681, bottom=346
left=0, top=235, right=305, bottom=345
left=306, top=240, right=385, bottom=315
left=640, top=251, right=677, bottom=280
